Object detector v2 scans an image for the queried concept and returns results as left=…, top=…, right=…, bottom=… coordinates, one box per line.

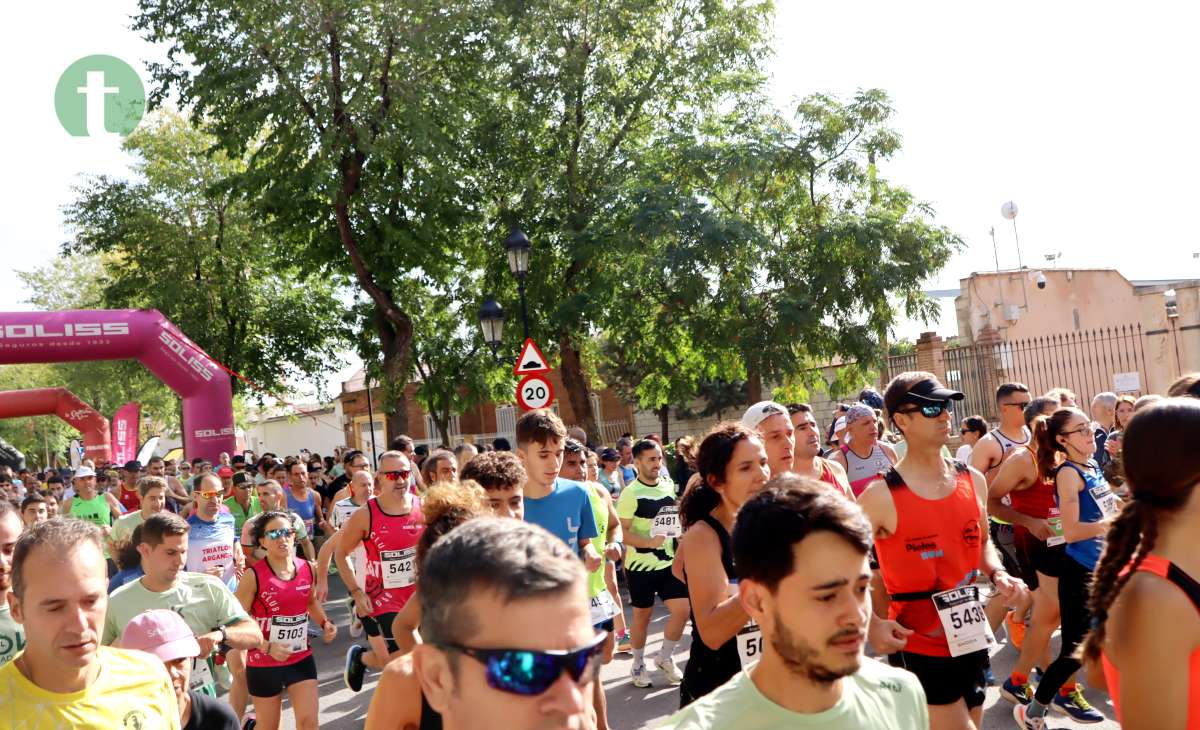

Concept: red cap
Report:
left=217, top=466, right=235, bottom=478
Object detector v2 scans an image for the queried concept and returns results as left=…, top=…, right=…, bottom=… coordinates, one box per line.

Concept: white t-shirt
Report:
left=955, top=444, right=973, bottom=463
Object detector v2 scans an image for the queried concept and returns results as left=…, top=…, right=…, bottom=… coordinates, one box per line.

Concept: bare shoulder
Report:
left=680, top=517, right=718, bottom=551
left=857, top=477, right=895, bottom=532
left=1112, top=571, right=1200, bottom=654
left=965, top=465, right=988, bottom=504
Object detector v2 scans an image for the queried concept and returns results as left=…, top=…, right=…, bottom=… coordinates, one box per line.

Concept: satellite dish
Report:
left=1001, top=201, right=1018, bottom=220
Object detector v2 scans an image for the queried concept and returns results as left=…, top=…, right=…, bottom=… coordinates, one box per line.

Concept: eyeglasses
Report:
left=898, top=401, right=952, bottom=419
left=1061, top=426, right=1092, bottom=438
left=436, top=632, right=606, bottom=696
left=198, top=491, right=221, bottom=499
left=1001, top=401, right=1032, bottom=409
left=381, top=470, right=411, bottom=482
left=265, top=527, right=296, bottom=540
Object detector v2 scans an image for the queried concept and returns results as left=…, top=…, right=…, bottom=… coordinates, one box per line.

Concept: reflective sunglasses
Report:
left=265, top=527, right=296, bottom=540
left=197, top=490, right=222, bottom=499
left=899, top=401, right=952, bottom=419
left=437, top=632, right=606, bottom=696
left=381, top=469, right=411, bottom=482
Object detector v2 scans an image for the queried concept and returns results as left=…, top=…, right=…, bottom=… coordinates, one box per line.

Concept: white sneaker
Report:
left=630, top=663, right=651, bottom=688
left=350, top=616, right=364, bottom=638
left=1013, top=703, right=1047, bottom=729
left=655, top=656, right=682, bottom=686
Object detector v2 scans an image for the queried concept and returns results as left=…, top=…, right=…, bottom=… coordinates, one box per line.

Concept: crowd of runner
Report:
left=2, top=371, right=1200, bottom=728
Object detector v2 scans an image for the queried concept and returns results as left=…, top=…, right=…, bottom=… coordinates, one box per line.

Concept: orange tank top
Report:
left=817, top=459, right=853, bottom=500
left=873, top=461, right=983, bottom=657
left=1101, top=554, right=1200, bottom=727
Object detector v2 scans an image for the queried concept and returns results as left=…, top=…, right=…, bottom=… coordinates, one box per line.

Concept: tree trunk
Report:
left=747, top=362, right=764, bottom=404
left=657, top=405, right=669, bottom=444
left=558, top=336, right=599, bottom=440
left=374, top=308, right=412, bottom=446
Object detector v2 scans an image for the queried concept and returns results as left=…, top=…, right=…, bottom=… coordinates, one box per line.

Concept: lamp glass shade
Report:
left=478, top=298, right=505, bottom=348
left=504, top=228, right=531, bottom=276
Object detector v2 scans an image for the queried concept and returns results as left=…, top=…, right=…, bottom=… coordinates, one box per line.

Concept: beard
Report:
left=770, top=608, right=862, bottom=684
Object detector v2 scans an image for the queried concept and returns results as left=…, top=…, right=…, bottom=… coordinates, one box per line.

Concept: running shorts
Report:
left=887, top=649, right=987, bottom=708
left=359, top=610, right=400, bottom=653
left=1014, top=528, right=1065, bottom=589
left=626, top=567, right=687, bottom=609
left=246, top=655, right=318, bottom=697
left=989, top=520, right=1022, bottom=578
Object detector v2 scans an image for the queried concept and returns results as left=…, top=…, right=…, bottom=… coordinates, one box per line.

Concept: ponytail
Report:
left=1080, top=501, right=1157, bottom=663
left=680, top=482, right=721, bottom=529
left=1034, top=408, right=1084, bottom=483
left=683, top=421, right=759, bottom=529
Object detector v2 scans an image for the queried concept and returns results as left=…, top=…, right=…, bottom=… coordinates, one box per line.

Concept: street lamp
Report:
left=478, top=297, right=506, bottom=361
left=1166, top=288, right=1182, bottom=376
left=503, top=227, right=532, bottom=339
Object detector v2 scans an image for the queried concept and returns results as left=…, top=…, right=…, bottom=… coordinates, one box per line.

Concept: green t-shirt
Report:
left=111, top=510, right=147, bottom=549
left=0, top=604, right=25, bottom=667
left=616, top=478, right=677, bottom=572
left=586, top=484, right=608, bottom=598
left=102, top=572, right=250, bottom=695
left=660, top=658, right=928, bottom=730
left=223, top=495, right=261, bottom=532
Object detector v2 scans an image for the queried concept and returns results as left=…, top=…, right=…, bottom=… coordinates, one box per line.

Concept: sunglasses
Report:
left=381, top=470, right=411, bottom=482
left=898, top=401, right=952, bottom=419
left=437, top=633, right=605, bottom=696
left=198, top=491, right=221, bottom=499
left=1002, top=401, right=1032, bottom=409
left=265, top=527, right=296, bottom=540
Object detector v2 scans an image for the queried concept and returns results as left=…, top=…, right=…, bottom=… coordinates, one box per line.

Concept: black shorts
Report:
left=1013, top=528, right=1065, bottom=591
left=989, top=520, right=1022, bottom=578
left=626, top=567, right=688, bottom=609
left=888, top=649, right=987, bottom=708
left=595, top=618, right=615, bottom=632
left=246, top=655, right=317, bottom=697
left=359, top=611, right=399, bottom=653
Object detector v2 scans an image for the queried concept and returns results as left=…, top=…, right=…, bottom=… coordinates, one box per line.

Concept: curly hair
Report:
left=459, top=450, right=526, bottom=493
left=1081, top=398, right=1200, bottom=663
left=416, top=480, right=487, bottom=569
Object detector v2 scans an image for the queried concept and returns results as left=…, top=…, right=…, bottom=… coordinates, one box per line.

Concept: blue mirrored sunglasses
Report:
left=437, top=632, right=606, bottom=696
left=899, top=401, right=952, bottom=419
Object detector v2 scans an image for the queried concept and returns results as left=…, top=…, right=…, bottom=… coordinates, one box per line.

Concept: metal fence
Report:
left=943, top=345, right=996, bottom=423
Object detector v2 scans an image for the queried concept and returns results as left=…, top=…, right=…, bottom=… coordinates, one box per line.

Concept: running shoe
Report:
left=1012, top=704, right=1048, bottom=729
left=1051, top=686, right=1104, bottom=723
left=1000, top=676, right=1032, bottom=705
left=615, top=637, right=632, bottom=654
left=1006, top=611, right=1026, bottom=650
left=344, top=644, right=367, bottom=692
left=655, top=656, right=683, bottom=686
left=630, top=663, right=651, bottom=688
left=350, top=615, right=364, bottom=638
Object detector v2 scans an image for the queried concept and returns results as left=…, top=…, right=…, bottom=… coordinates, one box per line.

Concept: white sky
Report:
left=4, top=1, right=1200, bottom=395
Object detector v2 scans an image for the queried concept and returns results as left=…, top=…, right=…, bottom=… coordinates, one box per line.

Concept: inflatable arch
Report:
left=0, top=310, right=235, bottom=462
left=0, top=388, right=111, bottom=463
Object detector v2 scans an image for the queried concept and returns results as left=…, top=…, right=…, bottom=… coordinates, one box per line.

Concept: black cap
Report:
left=902, top=378, right=965, bottom=405
left=123, top=460, right=142, bottom=472
left=232, top=472, right=253, bottom=487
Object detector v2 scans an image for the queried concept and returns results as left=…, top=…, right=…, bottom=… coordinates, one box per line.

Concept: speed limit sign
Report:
left=516, top=373, right=554, bottom=411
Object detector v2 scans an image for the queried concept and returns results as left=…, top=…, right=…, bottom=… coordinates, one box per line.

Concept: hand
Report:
left=352, top=590, right=373, bottom=617
left=1020, top=516, right=1055, bottom=541
left=582, top=544, right=602, bottom=573
left=319, top=520, right=332, bottom=533
left=868, top=615, right=912, bottom=655
left=266, top=642, right=293, bottom=662
left=604, top=542, right=623, bottom=562
left=315, top=580, right=329, bottom=604
left=205, top=565, right=224, bottom=578
left=195, top=631, right=221, bottom=658
left=992, top=570, right=1029, bottom=606
left=322, top=620, right=337, bottom=644
left=1105, top=438, right=1121, bottom=457
left=650, top=535, right=667, bottom=549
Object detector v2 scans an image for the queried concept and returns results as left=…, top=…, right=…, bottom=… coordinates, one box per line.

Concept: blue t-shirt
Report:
left=108, top=566, right=144, bottom=594
left=185, top=509, right=240, bottom=588
left=523, top=478, right=599, bottom=555
left=1055, top=460, right=1112, bottom=571
left=287, top=488, right=319, bottom=535
left=620, top=465, right=636, bottom=485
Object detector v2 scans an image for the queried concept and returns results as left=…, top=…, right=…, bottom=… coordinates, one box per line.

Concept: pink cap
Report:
left=119, top=609, right=201, bottom=662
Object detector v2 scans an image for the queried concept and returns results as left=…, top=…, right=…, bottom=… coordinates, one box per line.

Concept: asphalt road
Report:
left=276, top=580, right=1119, bottom=730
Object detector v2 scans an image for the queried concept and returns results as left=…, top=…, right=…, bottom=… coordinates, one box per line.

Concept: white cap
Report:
left=741, top=401, right=789, bottom=431
left=73, top=466, right=96, bottom=479
left=833, top=416, right=847, bottom=434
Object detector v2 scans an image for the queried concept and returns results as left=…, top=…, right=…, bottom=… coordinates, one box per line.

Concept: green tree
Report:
left=62, top=111, right=348, bottom=399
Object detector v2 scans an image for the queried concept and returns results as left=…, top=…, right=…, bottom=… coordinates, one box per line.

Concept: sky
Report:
left=4, top=1, right=1200, bottom=396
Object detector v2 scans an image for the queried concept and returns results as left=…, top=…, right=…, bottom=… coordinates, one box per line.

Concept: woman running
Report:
left=831, top=403, right=897, bottom=496
left=675, top=422, right=770, bottom=706
left=365, top=483, right=488, bottom=730
left=235, top=511, right=337, bottom=730
left=1014, top=408, right=1119, bottom=729
left=1082, top=398, right=1200, bottom=729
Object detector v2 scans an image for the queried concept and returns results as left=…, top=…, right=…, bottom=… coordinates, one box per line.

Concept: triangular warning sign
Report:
left=514, top=338, right=551, bottom=375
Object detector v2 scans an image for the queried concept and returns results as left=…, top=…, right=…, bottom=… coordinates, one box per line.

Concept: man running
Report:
left=110, top=475, right=168, bottom=556
left=831, top=403, right=897, bottom=497
left=859, top=372, right=1029, bottom=729
left=337, top=450, right=425, bottom=692
left=412, top=518, right=602, bottom=730
left=0, top=501, right=23, bottom=667
left=186, top=475, right=243, bottom=589
left=741, top=401, right=796, bottom=477
left=1, top=519, right=179, bottom=727
left=115, top=460, right=144, bottom=514
left=459, top=450, right=526, bottom=520
left=224, top=471, right=260, bottom=533
left=788, top=403, right=853, bottom=498
left=18, top=493, right=47, bottom=531
left=62, top=465, right=124, bottom=575
left=316, top=470, right=374, bottom=638
left=285, top=462, right=328, bottom=540
left=147, top=456, right=193, bottom=512
left=618, top=437, right=689, bottom=688
left=104, top=512, right=261, bottom=720
left=662, top=478, right=928, bottom=729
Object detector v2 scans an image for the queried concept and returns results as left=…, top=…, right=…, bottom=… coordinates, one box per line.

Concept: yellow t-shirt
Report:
left=0, top=646, right=180, bottom=729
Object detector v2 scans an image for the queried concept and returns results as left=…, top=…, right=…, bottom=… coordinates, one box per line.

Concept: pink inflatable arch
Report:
left=0, top=387, right=112, bottom=464
left=0, top=310, right=235, bottom=462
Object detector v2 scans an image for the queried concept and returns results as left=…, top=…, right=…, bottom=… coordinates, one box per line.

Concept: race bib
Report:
left=736, top=622, right=764, bottom=667
left=381, top=547, right=417, bottom=589
left=1090, top=483, right=1119, bottom=519
left=190, top=656, right=215, bottom=691
left=1046, top=507, right=1066, bottom=547
left=589, top=590, right=619, bottom=625
left=650, top=506, right=681, bottom=538
left=269, top=614, right=309, bottom=653
left=932, top=585, right=995, bottom=657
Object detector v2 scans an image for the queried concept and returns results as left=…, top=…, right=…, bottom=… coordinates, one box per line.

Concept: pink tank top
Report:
left=248, top=556, right=314, bottom=667
left=362, top=497, right=425, bottom=616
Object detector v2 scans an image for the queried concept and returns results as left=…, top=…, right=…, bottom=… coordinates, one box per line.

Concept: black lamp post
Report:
left=504, top=227, right=532, bottom=340
left=478, top=297, right=506, bottom=361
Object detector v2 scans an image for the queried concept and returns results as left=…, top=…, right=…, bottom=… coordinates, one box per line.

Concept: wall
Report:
left=243, top=405, right=344, bottom=458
